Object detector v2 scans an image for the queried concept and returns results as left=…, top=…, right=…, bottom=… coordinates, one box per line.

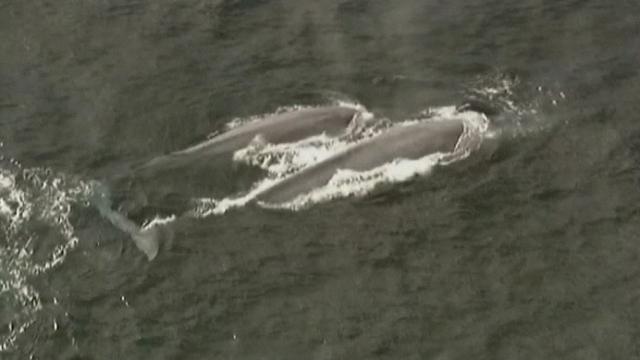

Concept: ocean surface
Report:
left=1, top=0, right=640, bottom=359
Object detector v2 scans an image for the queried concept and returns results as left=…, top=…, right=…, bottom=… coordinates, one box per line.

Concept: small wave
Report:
left=464, top=71, right=566, bottom=137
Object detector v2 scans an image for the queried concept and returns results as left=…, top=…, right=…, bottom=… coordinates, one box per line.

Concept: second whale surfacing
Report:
left=135, top=105, right=362, bottom=174
left=254, top=118, right=466, bottom=205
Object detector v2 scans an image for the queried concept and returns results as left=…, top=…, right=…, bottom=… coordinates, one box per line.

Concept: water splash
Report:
left=464, top=71, right=566, bottom=137
left=0, top=162, right=93, bottom=352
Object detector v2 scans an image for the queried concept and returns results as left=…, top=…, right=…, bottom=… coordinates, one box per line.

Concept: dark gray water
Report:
left=2, top=0, right=640, bottom=359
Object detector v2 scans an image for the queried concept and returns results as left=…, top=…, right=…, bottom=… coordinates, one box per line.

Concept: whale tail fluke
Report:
left=131, top=225, right=160, bottom=261
left=89, top=183, right=162, bottom=261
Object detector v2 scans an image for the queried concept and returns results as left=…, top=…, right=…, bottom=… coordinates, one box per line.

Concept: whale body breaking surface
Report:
left=135, top=106, right=361, bottom=174
left=255, top=119, right=464, bottom=204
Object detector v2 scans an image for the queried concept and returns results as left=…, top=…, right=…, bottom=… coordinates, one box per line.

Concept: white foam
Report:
left=0, top=164, right=93, bottom=352
left=142, top=214, right=177, bottom=229
left=0, top=171, right=13, bottom=188
left=234, top=133, right=360, bottom=178
left=0, top=170, right=32, bottom=235
left=262, top=154, right=444, bottom=211
left=465, top=72, right=567, bottom=139
left=191, top=177, right=280, bottom=217
left=469, top=78, right=525, bottom=115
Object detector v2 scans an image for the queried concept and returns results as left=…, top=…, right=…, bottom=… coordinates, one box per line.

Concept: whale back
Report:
left=257, top=119, right=463, bottom=204
left=251, top=106, right=358, bottom=143
left=135, top=106, right=358, bottom=174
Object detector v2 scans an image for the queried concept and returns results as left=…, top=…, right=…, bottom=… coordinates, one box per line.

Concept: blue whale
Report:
left=255, top=119, right=464, bottom=204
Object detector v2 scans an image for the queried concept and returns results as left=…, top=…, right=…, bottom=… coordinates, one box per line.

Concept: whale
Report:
left=135, top=106, right=362, bottom=175
left=255, top=119, right=465, bottom=204
left=94, top=105, right=367, bottom=260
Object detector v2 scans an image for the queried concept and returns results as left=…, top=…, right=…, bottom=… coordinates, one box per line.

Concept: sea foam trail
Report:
left=465, top=71, right=567, bottom=138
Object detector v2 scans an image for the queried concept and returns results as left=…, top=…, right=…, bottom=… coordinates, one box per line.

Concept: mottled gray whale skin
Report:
left=136, top=106, right=359, bottom=174
left=256, top=119, right=464, bottom=204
